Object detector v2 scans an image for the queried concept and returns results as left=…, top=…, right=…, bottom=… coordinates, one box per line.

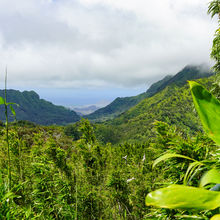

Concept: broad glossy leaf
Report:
left=0, top=96, right=5, bottom=105
left=211, top=214, right=220, bottom=220
left=153, top=153, right=196, bottom=168
left=145, top=184, right=220, bottom=210
left=189, top=81, right=220, bottom=145
left=200, top=169, right=220, bottom=187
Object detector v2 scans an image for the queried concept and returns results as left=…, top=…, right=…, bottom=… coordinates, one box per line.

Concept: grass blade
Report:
left=153, top=153, right=196, bottom=168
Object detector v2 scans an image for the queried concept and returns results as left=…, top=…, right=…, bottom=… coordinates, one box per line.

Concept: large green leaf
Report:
left=9, top=105, right=16, bottom=117
left=200, top=169, right=220, bottom=188
left=145, top=184, right=220, bottom=210
left=0, top=96, right=5, bottom=105
left=210, top=214, right=220, bottom=220
left=189, top=81, right=220, bottom=145
left=7, top=102, right=18, bottom=106
left=153, top=153, right=196, bottom=168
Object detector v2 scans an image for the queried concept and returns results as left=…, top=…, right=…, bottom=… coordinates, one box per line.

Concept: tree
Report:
left=208, top=0, right=220, bottom=73
left=208, top=0, right=220, bottom=19
left=78, top=119, right=96, bottom=144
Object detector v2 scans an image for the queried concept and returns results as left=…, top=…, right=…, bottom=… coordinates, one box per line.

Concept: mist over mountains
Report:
left=73, top=105, right=100, bottom=116
left=85, top=64, right=213, bottom=121
left=0, top=64, right=213, bottom=125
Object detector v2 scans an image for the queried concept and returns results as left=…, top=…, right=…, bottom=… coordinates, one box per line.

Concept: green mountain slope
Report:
left=86, top=92, right=149, bottom=121
left=87, top=64, right=213, bottom=121
left=149, top=64, right=213, bottom=95
left=146, top=75, right=173, bottom=97
left=0, top=89, right=80, bottom=125
left=106, top=76, right=215, bottom=143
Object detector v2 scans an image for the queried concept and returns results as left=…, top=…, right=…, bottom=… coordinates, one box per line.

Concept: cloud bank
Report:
left=0, top=0, right=217, bottom=89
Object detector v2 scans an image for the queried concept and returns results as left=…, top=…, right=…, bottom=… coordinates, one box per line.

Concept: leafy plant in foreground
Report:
left=0, top=71, right=18, bottom=192
left=145, top=81, right=220, bottom=219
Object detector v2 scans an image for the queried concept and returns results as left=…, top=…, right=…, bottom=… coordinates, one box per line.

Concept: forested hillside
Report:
left=0, top=65, right=211, bottom=126
left=86, top=92, right=149, bottom=121
left=0, top=72, right=218, bottom=219
left=146, top=64, right=212, bottom=96
left=0, top=68, right=215, bottom=219
left=86, top=64, right=213, bottom=122
left=93, top=76, right=213, bottom=143
left=0, top=0, right=219, bottom=219
left=0, top=89, right=80, bottom=125
left=0, top=79, right=218, bottom=219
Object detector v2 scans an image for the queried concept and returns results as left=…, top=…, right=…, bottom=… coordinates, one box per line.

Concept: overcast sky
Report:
left=0, top=0, right=217, bottom=106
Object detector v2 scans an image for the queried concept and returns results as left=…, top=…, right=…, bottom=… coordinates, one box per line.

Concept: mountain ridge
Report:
left=0, top=89, right=80, bottom=125
left=86, top=64, right=213, bottom=121
left=102, top=75, right=215, bottom=143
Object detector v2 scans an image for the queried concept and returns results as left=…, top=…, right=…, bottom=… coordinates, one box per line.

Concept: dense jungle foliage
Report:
left=0, top=116, right=218, bottom=219
left=0, top=1, right=219, bottom=219
left=144, top=1, right=220, bottom=219
left=0, top=70, right=219, bottom=219
left=94, top=76, right=213, bottom=144
left=1, top=75, right=220, bottom=219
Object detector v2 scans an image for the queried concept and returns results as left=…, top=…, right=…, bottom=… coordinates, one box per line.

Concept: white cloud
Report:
left=0, top=0, right=217, bottom=89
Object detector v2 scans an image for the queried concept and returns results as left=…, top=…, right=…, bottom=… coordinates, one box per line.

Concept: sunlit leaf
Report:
left=7, top=102, right=19, bottom=107
left=200, top=169, right=220, bottom=188
left=210, top=214, right=220, bottom=220
left=9, top=105, right=16, bottom=117
left=0, top=96, right=5, bottom=105
left=153, top=153, right=196, bottom=168
left=189, top=81, right=220, bottom=145
left=145, top=184, right=220, bottom=210
left=2, top=191, right=18, bottom=201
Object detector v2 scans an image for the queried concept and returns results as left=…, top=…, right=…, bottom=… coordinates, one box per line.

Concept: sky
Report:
left=0, top=0, right=217, bottom=107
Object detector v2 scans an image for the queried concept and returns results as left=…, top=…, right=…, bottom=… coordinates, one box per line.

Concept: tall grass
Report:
left=4, top=68, right=11, bottom=192
left=0, top=69, right=18, bottom=197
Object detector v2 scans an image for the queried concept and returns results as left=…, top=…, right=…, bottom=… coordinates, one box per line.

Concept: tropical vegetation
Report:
left=0, top=1, right=219, bottom=219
